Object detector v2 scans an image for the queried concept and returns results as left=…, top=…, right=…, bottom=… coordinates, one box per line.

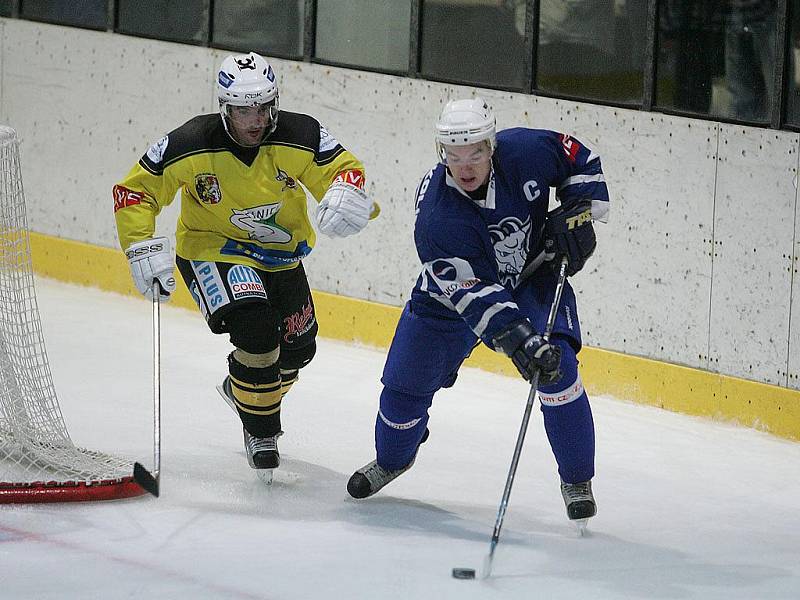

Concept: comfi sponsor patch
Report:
left=113, top=185, right=143, bottom=212
left=227, top=265, right=267, bottom=300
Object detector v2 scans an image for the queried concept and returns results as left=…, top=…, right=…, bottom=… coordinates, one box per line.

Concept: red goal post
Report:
left=0, top=125, right=147, bottom=503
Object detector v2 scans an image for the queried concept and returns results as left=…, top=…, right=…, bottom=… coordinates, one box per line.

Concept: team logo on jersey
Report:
left=146, top=135, right=169, bottom=164
left=284, top=296, right=315, bottom=342
left=275, top=168, right=297, bottom=191
left=230, top=203, right=292, bottom=244
left=489, top=216, right=531, bottom=287
left=226, top=265, right=267, bottom=301
left=195, top=173, right=222, bottom=204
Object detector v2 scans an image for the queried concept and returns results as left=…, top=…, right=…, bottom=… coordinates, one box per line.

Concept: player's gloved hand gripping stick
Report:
left=452, top=257, right=569, bottom=580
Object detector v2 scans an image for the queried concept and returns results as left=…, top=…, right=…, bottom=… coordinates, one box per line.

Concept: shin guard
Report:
left=375, top=387, right=432, bottom=471
left=537, top=338, right=595, bottom=484
left=228, top=352, right=283, bottom=438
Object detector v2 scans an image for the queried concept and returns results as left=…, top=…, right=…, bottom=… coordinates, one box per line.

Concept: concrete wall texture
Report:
left=1, top=18, right=799, bottom=392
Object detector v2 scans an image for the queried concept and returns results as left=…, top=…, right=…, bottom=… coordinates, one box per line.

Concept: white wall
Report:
left=1, top=18, right=799, bottom=390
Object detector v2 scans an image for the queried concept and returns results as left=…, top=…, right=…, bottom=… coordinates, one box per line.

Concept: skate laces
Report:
left=561, top=481, right=593, bottom=502
left=362, top=461, right=392, bottom=485
left=246, top=431, right=282, bottom=454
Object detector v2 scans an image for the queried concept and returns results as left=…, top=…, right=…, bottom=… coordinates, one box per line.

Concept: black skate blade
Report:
left=133, top=462, right=160, bottom=497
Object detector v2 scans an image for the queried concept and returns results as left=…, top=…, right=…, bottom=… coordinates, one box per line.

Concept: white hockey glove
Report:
left=125, top=237, right=176, bottom=302
left=316, top=181, right=373, bottom=238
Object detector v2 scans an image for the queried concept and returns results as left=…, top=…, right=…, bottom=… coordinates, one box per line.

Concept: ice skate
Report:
left=347, top=429, right=428, bottom=498
left=217, top=377, right=282, bottom=483
left=561, top=479, right=596, bottom=535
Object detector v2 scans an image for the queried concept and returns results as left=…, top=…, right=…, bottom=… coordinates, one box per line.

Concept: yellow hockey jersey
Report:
left=114, top=111, right=365, bottom=272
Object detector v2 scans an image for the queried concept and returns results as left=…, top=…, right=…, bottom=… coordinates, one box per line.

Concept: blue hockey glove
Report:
left=491, top=320, right=562, bottom=384
left=544, top=200, right=596, bottom=276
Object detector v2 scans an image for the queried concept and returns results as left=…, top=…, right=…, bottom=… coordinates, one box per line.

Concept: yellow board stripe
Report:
left=28, top=231, right=800, bottom=442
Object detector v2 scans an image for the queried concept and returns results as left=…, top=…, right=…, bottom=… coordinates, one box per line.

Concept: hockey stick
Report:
left=454, top=258, right=569, bottom=580
left=133, top=280, right=162, bottom=497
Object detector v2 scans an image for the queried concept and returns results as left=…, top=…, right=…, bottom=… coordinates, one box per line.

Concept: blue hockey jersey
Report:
left=410, top=127, right=610, bottom=347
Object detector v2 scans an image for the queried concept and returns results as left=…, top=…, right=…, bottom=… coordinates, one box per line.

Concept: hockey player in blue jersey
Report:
left=347, top=97, right=609, bottom=524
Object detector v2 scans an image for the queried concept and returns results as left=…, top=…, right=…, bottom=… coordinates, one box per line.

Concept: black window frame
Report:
left=3, top=0, right=798, bottom=132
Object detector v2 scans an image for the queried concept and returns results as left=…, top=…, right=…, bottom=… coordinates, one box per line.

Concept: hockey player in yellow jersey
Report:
left=114, top=52, right=376, bottom=480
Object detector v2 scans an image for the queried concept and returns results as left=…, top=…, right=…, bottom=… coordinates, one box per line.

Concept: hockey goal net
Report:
left=0, top=125, right=145, bottom=502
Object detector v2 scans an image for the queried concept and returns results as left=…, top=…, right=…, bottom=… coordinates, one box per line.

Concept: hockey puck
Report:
left=451, top=567, right=476, bottom=580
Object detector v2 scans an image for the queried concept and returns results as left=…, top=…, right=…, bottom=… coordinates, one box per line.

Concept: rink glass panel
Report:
left=314, top=0, right=411, bottom=72
left=212, top=0, right=304, bottom=60
left=535, top=0, right=646, bottom=104
left=18, top=0, right=107, bottom=30
left=784, top=0, right=800, bottom=126
left=117, top=0, right=209, bottom=45
left=655, top=1, right=777, bottom=123
left=419, top=0, right=527, bottom=90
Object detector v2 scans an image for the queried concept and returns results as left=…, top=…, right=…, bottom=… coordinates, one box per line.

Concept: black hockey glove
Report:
left=544, top=200, right=596, bottom=277
left=491, top=320, right=562, bottom=385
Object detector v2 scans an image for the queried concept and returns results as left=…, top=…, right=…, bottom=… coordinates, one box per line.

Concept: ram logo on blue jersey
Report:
left=488, top=215, right=531, bottom=287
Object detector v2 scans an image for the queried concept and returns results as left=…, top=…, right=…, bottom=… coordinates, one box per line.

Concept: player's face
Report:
left=443, top=142, right=492, bottom=191
left=227, top=103, right=273, bottom=146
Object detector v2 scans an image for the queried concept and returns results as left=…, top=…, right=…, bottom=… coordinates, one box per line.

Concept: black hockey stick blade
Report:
left=133, top=462, right=160, bottom=497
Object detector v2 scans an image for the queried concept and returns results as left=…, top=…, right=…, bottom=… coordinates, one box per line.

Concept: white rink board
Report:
left=1, top=18, right=800, bottom=389
left=566, top=112, right=718, bottom=367
left=0, top=22, right=214, bottom=247
left=711, top=125, right=798, bottom=385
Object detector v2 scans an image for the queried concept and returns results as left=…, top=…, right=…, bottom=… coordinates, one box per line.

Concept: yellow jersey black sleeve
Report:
left=113, top=111, right=366, bottom=272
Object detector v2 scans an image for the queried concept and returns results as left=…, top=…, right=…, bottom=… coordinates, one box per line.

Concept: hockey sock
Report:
left=537, top=339, right=595, bottom=483
left=375, top=387, right=432, bottom=471
left=280, top=368, right=298, bottom=398
left=228, top=351, right=283, bottom=438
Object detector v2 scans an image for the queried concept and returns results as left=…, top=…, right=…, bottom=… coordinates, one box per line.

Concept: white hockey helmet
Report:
left=217, top=52, right=279, bottom=145
left=435, top=97, right=496, bottom=163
